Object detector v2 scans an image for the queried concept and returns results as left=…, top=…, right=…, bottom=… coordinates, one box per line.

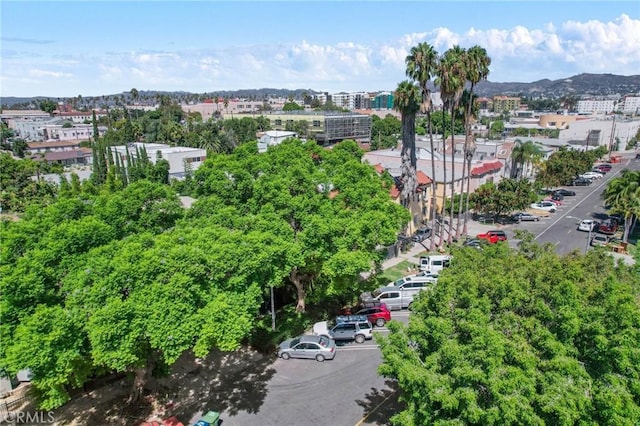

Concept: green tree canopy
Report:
left=378, top=237, right=640, bottom=425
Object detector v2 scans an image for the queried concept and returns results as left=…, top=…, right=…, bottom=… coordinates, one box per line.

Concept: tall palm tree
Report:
left=461, top=46, right=491, bottom=234
left=437, top=46, right=467, bottom=242
left=405, top=42, right=440, bottom=250
left=602, top=170, right=640, bottom=242
left=457, top=89, right=479, bottom=234
left=393, top=81, right=421, bottom=203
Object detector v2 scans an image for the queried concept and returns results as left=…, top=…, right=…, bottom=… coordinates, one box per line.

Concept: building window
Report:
left=275, top=119, right=282, bottom=126
left=313, top=120, right=321, bottom=127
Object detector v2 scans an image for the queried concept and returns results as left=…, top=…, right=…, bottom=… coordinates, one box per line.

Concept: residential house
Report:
left=257, top=130, right=298, bottom=153
left=110, top=142, right=207, bottom=179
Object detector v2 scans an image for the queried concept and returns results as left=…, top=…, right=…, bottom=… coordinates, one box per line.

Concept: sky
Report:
left=1, top=1, right=639, bottom=98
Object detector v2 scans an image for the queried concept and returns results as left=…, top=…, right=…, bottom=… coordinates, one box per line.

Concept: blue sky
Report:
left=1, top=1, right=639, bottom=98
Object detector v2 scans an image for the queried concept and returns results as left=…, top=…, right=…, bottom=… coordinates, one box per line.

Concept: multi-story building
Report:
left=42, top=123, right=106, bottom=142
left=182, top=98, right=288, bottom=120
left=492, top=96, right=521, bottom=113
left=620, top=96, right=640, bottom=114
left=576, top=98, right=616, bottom=114
left=371, top=92, right=394, bottom=110
left=265, top=111, right=371, bottom=145
left=53, top=110, right=108, bottom=124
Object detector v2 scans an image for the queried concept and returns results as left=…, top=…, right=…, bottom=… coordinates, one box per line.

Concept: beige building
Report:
left=493, top=96, right=521, bottom=113
left=265, top=111, right=371, bottom=144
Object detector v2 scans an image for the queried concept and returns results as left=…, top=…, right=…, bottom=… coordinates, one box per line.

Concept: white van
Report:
left=418, top=255, right=451, bottom=273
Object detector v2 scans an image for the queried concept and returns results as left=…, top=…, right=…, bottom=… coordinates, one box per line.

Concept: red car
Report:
left=598, top=219, right=618, bottom=235
left=355, top=304, right=391, bottom=327
left=476, top=230, right=507, bottom=244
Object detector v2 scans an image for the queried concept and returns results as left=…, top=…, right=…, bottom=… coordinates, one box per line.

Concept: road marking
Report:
left=338, top=345, right=381, bottom=351
left=355, top=388, right=398, bottom=426
left=535, top=168, right=622, bottom=241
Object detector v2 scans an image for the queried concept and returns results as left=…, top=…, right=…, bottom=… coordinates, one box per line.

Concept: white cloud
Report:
left=2, top=14, right=639, bottom=96
left=28, top=69, right=72, bottom=78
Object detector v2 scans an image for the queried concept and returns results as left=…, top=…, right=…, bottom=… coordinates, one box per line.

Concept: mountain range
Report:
left=1, top=73, right=639, bottom=108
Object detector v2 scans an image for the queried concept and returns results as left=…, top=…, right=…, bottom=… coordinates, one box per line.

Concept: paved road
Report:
left=213, top=311, right=411, bottom=426
left=509, top=155, right=639, bottom=255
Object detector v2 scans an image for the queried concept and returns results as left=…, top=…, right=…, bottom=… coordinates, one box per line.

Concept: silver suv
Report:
left=312, top=315, right=373, bottom=343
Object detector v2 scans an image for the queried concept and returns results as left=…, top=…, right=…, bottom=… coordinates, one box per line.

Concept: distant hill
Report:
left=2, top=74, right=639, bottom=108
left=473, top=73, right=640, bottom=98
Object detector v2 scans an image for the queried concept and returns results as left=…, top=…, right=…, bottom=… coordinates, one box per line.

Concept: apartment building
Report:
left=621, top=96, right=640, bottom=114
left=265, top=111, right=371, bottom=145
left=576, top=98, right=616, bottom=114
left=111, top=142, right=207, bottom=179
left=492, top=96, right=521, bottom=113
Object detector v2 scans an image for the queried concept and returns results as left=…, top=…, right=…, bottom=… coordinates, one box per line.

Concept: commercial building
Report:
left=265, top=111, right=371, bottom=145
left=493, top=96, right=521, bottom=113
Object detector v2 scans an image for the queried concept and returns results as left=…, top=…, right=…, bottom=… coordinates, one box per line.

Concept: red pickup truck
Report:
left=476, top=230, right=508, bottom=244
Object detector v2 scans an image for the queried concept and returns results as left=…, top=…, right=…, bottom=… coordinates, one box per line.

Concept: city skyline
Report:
left=1, top=1, right=639, bottom=98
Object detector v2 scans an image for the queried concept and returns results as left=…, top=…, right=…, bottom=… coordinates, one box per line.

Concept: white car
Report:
left=530, top=201, right=557, bottom=213
left=578, top=219, right=598, bottom=232
left=580, top=171, right=603, bottom=180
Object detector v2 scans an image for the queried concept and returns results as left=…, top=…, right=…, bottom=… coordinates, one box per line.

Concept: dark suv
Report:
left=571, top=177, right=591, bottom=186
left=412, top=227, right=432, bottom=242
left=312, top=315, right=373, bottom=343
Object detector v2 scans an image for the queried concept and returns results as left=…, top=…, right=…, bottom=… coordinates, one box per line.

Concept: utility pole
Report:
left=608, top=114, right=617, bottom=155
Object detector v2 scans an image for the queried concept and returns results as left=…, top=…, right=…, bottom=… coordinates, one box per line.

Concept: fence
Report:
left=0, top=393, right=31, bottom=416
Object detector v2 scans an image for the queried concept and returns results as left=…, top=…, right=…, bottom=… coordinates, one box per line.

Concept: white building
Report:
left=42, top=123, right=106, bottom=142
left=559, top=116, right=640, bottom=149
left=621, top=96, right=640, bottom=114
left=257, top=130, right=298, bottom=153
left=111, top=142, right=207, bottom=179
left=577, top=99, right=616, bottom=115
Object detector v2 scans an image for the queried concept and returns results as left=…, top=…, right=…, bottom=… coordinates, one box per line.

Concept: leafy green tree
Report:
left=283, top=102, right=304, bottom=111
left=378, top=238, right=640, bottom=425
left=38, top=99, right=57, bottom=114
left=193, top=139, right=410, bottom=311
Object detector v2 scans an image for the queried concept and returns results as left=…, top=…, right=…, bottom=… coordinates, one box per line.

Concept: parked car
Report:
left=553, top=189, right=576, bottom=196
left=578, top=219, right=598, bottom=232
left=570, top=178, right=592, bottom=186
left=354, top=304, right=391, bottom=327
left=530, top=201, right=557, bottom=212
left=476, top=230, right=507, bottom=244
left=390, top=274, right=438, bottom=288
left=313, top=315, right=373, bottom=343
left=511, top=212, right=540, bottom=222
left=595, top=164, right=612, bottom=172
left=462, top=238, right=485, bottom=249
left=608, top=213, right=624, bottom=225
left=278, top=334, right=336, bottom=362
left=580, top=171, right=603, bottom=180
left=590, top=234, right=609, bottom=247
left=598, top=219, right=618, bottom=235
left=412, top=227, right=432, bottom=242
left=418, top=255, right=452, bottom=273
left=544, top=197, right=562, bottom=206
left=193, top=411, right=222, bottom=426
left=360, top=286, right=414, bottom=310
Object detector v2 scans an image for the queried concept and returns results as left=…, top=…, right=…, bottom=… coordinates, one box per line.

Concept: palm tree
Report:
left=457, top=89, right=479, bottom=234
left=393, top=81, right=421, bottom=203
left=405, top=42, right=440, bottom=250
left=602, top=170, right=640, bottom=242
left=461, top=46, right=491, bottom=235
left=437, top=46, right=467, bottom=242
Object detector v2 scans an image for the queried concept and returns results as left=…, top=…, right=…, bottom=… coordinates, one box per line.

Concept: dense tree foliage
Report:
left=378, top=236, right=640, bottom=425
left=536, top=146, right=608, bottom=188
left=469, top=179, right=538, bottom=216
left=0, top=139, right=409, bottom=409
